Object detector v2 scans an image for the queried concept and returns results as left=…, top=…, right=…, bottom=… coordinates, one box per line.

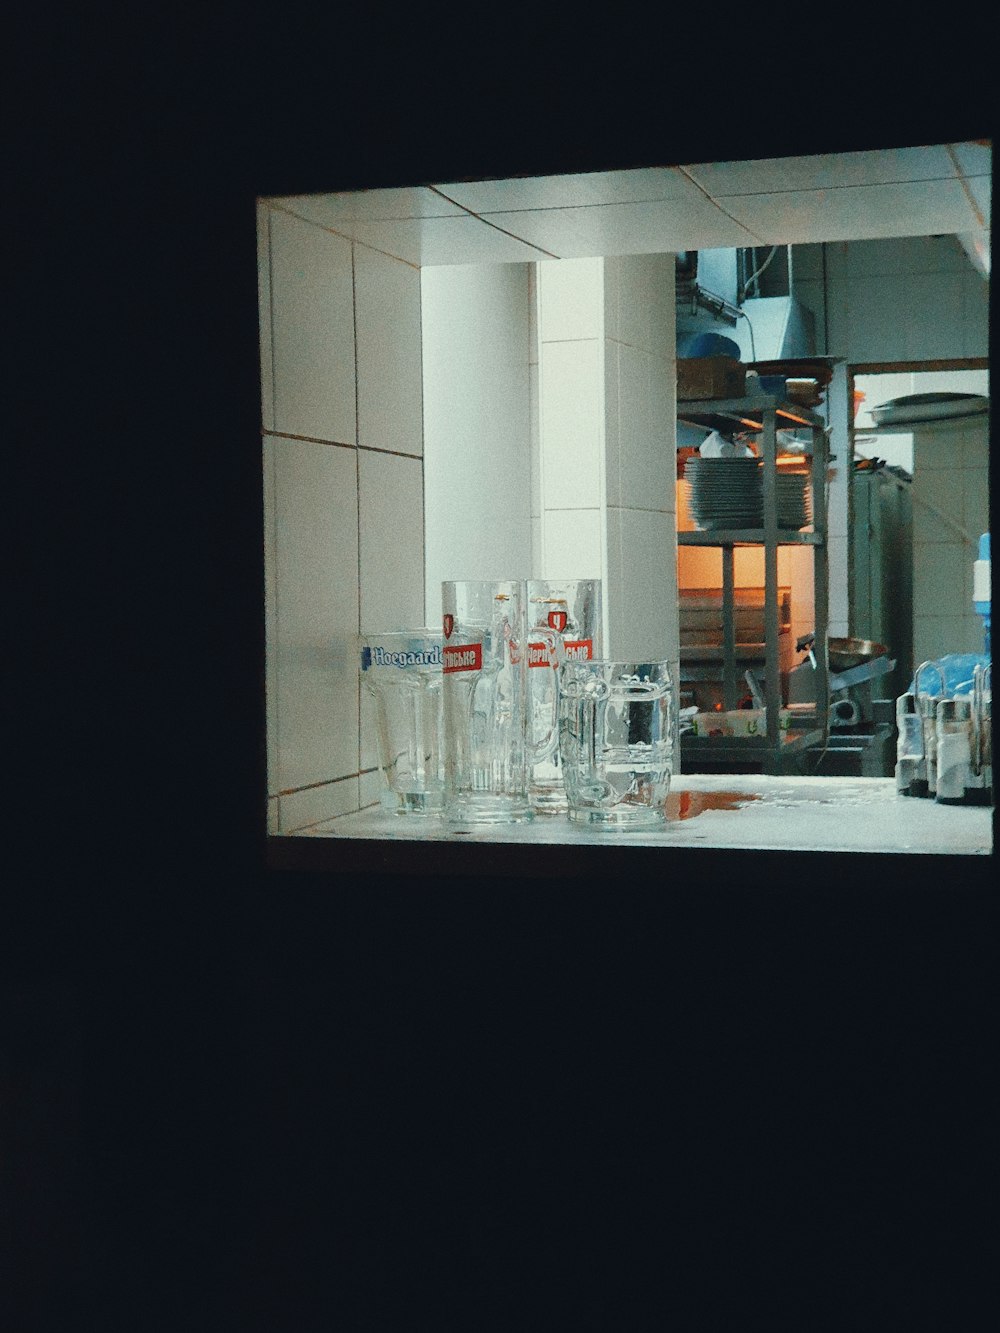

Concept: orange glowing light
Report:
left=775, top=453, right=811, bottom=468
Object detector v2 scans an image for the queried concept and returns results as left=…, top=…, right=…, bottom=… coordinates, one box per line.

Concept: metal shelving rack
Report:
left=677, top=392, right=830, bottom=774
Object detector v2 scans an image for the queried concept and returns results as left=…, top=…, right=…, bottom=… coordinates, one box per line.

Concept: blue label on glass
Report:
left=361, top=644, right=442, bottom=670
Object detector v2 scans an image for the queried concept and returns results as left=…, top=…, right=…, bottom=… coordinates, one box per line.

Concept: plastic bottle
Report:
left=973, top=533, right=991, bottom=654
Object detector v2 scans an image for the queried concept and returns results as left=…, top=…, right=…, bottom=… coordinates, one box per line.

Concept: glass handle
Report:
left=528, top=628, right=563, bottom=763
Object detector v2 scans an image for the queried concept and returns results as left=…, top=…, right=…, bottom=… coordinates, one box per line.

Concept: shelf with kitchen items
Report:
left=676, top=392, right=831, bottom=775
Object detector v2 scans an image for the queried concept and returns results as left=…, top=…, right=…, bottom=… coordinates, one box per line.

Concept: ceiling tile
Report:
left=433, top=168, right=692, bottom=213
left=961, top=173, right=991, bottom=225
left=488, top=197, right=758, bottom=259
left=843, top=234, right=971, bottom=277
left=345, top=214, right=551, bottom=266
left=716, top=179, right=979, bottom=244
left=269, top=144, right=991, bottom=265
left=268, top=187, right=465, bottom=226
left=473, top=208, right=597, bottom=258
left=949, top=140, right=992, bottom=178
left=957, top=230, right=991, bottom=278
left=682, top=146, right=957, bottom=196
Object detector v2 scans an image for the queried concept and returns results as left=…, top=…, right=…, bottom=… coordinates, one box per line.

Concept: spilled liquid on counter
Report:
left=666, top=790, right=761, bottom=820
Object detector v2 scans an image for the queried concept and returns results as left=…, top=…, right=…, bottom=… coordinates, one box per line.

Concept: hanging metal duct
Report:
left=675, top=251, right=740, bottom=326
left=676, top=251, right=698, bottom=306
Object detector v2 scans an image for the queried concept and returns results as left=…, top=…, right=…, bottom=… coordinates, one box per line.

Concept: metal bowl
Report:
left=828, top=636, right=888, bottom=672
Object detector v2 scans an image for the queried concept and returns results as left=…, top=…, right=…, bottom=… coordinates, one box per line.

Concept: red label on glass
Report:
left=443, top=643, right=482, bottom=673
left=527, top=641, right=556, bottom=668
left=564, top=639, right=593, bottom=660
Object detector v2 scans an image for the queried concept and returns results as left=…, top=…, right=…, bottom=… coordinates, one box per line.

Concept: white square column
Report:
left=535, top=255, right=679, bottom=680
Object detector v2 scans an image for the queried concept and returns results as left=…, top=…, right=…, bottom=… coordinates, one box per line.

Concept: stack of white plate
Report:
left=773, top=472, right=812, bottom=530
left=684, top=457, right=762, bottom=529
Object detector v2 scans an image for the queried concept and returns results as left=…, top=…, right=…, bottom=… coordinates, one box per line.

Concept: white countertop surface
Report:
left=297, top=775, right=993, bottom=857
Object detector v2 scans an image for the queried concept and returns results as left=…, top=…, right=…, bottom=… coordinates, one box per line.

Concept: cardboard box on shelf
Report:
left=677, top=357, right=746, bottom=401
left=688, top=709, right=791, bottom=738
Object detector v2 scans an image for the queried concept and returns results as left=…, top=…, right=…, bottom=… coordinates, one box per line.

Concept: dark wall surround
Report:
left=11, top=46, right=993, bottom=1323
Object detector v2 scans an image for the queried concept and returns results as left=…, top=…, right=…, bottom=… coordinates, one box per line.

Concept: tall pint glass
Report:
left=441, top=581, right=560, bottom=826
left=359, top=629, right=444, bottom=814
left=526, top=579, right=603, bottom=812
left=559, top=659, right=674, bottom=827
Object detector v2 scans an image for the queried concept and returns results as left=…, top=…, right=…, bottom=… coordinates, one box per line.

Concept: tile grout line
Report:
left=261, top=428, right=421, bottom=460
left=352, top=242, right=363, bottom=812
left=598, top=256, right=611, bottom=654
left=425, top=186, right=561, bottom=258
left=419, top=270, right=428, bottom=626
left=266, top=206, right=278, bottom=434
left=279, top=769, right=378, bottom=797
left=265, top=202, right=424, bottom=272
left=267, top=197, right=560, bottom=267
left=945, top=145, right=988, bottom=229
left=264, top=208, right=285, bottom=827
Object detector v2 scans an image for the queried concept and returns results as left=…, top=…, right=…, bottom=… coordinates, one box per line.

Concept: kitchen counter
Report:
left=270, top=776, right=992, bottom=870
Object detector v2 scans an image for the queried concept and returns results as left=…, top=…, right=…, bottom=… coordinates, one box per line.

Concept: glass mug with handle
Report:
left=525, top=578, right=603, bottom=813
left=441, top=580, right=561, bottom=826
left=359, top=628, right=445, bottom=814
left=558, top=659, right=674, bottom=827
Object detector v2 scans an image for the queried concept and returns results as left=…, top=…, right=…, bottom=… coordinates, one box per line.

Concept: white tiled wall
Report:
left=606, top=508, right=679, bottom=663
left=537, top=258, right=607, bottom=636
left=816, top=237, right=990, bottom=364
left=792, top=235, right=989, bottom=643
left=259, top=205, right=425, bottom=832
left=358, top=450, right=425, bottom=631
left=268, top=210, right=357, bottom=444
left=528, top=263, right=541, bottom=552
left=262, top=435, right=278, bottom=799
left=268, top=436, right=359, bottom=795
left=354, top=244, right=424, bottom=457
left=794, top=237, right=990, bottom=377
left=535, top=253, right=679, bottom=674
left=542, top=509, right=603, bottom=580
left=538, top=256, right=603, bottom=341
left=421, top=263, right=533, bottom=628
left=358, top=449, right=426, bottom=781
left=256, top=201, right=275, bottom=435
left=603, top=254, right=678, bottom=666
left=911, top=417, right=990, bottom=664
left=540, top=339, right=604, bottom=508
left=279, top=775, right=361, bottom=833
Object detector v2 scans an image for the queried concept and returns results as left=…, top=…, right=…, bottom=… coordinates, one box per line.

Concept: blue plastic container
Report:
left=684, top=332, right=741, bottom=360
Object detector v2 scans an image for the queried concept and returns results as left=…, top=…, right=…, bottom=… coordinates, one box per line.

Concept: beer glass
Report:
left=441, top=581, right=560, bottom=826
left=559, top=659, right=674, bottom=827
left=359, top=629, right=444, bottom=814
left=526, top=579, right=603, bottom=812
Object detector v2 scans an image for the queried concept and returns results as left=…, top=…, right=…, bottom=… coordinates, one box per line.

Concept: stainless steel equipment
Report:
left=791, top=635, right=896, bottom=705
left=790, top=634, right=898, bottom=776
left=828, top=637, right=890, bottom=673
left=851, top=464, right=913, bottom=703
